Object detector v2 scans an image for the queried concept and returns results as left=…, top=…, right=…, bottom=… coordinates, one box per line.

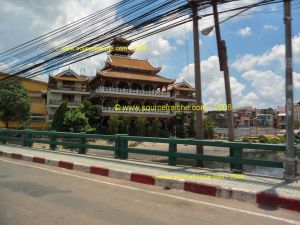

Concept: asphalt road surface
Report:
left=0, top=158, right=299, bottom=225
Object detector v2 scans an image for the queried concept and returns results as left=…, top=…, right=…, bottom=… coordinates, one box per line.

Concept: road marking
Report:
left=1, top=158, right=299, bottom=225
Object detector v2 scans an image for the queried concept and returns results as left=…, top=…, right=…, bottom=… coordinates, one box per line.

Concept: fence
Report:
left=0, top=128, right=288, bottom=173
left=215, top=127, right=285, bottom=137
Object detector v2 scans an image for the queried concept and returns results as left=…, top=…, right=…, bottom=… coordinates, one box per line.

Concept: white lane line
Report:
left=1, top=158, right=299, bottom=225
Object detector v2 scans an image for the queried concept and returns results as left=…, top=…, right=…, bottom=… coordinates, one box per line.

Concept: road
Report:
left=0, top=158, right=299, bottom=225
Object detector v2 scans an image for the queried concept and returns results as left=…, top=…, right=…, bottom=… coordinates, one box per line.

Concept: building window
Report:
left=62, top=94, right=75, bottom=102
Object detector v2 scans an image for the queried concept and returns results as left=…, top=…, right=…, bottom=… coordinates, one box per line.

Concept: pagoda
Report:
left=89, top=37, right=175, bottom=132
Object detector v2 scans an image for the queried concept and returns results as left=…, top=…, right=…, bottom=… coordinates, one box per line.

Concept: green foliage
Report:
left=188, top=112, right=195, bottom=138
left=136, top=116, right=146, bottom=136
left=258, top=135, right=268, bottom=143
left=159, top=129, right=170, bottom=138
left=0, top=78, right=31, bottom=128
left=204, top=116, right=215, bottom=139
left=108, top=115, right=119, bottom=135
left=295, top=120, right=300, bottom=129
left=82, top=100, right=102, bottom=131
left=149, top=118, right=160, bottom=137
left=119, top=116, right=130, bottom=134
left=51, top=102, right=68, bottom=131
left=176, top=112, right=186, bottom=138
left=64, top=106, right=92, bottom=133
left=242, top=136, right=250, bottom=142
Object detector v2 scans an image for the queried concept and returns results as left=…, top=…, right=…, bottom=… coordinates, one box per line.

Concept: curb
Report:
left=0, top=150, right=299, bottom=213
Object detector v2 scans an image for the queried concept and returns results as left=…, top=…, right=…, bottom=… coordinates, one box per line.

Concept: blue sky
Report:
left=0, top=0, right=299, bottom=109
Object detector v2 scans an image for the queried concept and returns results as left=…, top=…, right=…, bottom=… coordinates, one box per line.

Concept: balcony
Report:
left=174, top=94, right=195, bottom=101
left=48, top=99, right=81, bottom=107
left=49, top=84, right=89, bottom=93
left=100, top=106, right=172, bottom=116
left=93, top=86, right=171, bottom=98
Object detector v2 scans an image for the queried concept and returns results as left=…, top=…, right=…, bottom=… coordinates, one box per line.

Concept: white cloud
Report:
left=239, top=70, right=285, bottom=107
left=176, top=39, right=184, bottom=46
left=237, top=27, right=252, bottom=37
left=294, top=72, right=300, bottom=88
left=263, top=24, right=278, bottom=31
left=237, top=92, right=260, bottom=108
left=232, top=34, right=300, bottom=72
left=177, top=56, right=245, bottom=106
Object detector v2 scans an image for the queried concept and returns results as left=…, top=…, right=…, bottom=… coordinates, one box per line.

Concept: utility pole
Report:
left=212, top=0, right=235, bottom=142
left=191, top=1, right=204, bottom=167
left=284, top=0, right=297, bottom=181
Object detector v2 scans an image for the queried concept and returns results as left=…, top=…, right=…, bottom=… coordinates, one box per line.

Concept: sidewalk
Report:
left=0, top=144, right=299, bottom=212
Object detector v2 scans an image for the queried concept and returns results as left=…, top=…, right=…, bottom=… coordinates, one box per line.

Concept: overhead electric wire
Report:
left=0, top=0, right=286, bottom=81
left=10, top=0, right=281, bottom=79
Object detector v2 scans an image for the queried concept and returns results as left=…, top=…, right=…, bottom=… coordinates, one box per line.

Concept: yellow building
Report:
left=0, top=72, right=48, bottom=130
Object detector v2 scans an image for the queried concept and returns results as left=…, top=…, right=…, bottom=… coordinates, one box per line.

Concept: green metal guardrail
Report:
left=0, top=128, right=289, bottom=172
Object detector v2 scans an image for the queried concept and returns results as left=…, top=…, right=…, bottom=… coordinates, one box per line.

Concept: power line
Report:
left=0, top=0, right=284, bottom=81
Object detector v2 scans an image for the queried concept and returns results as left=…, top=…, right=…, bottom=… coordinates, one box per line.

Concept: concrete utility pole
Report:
left=211, top=0, right=235, bottom=142
left=284, top=0, right=297, bottom=181
left=191, top=1, right=204, bottom=167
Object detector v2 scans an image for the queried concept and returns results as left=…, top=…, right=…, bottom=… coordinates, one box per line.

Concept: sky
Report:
left=0, top=0, right=299, bottom=109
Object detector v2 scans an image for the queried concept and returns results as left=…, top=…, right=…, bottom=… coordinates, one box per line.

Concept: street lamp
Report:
left=201, top=26, right=214, bottom=36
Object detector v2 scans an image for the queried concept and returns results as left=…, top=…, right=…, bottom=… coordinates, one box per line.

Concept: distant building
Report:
left=0, top=72, right=48, bottom=129
left=205, top=111, right=239, bottom=128
left=255, top=114, right=274, bottom=127
left=46, top=69, right=90, bottom=122
left=234, top=106, right=252, bottom=127
left=294, top=102, right=300, bottom=121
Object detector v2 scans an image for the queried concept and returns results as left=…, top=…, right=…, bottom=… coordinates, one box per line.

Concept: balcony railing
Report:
left=174, top=94, right=195, bottom=100
left=49, top=84, right=89, bottom=92
left=94, top=86, right=170, bottom=98
left=48, top=99, right=81, bottom=106
left=100, top=106, right=172, bottom=115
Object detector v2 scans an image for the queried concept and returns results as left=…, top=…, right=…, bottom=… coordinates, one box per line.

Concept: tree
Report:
left=64, top=106, right=91, bottom=132
left=0, top=78, right=31, bottom=128
left=136, top=116, right=146, bottom=136
left=188, top=112, right=195, bottom=138
left=149, top=118, right=160, bottom=137
left=294, top=120, right=300, bottom=129
left=204, top=116, right=216, bottom=139
left=82, top=100, right=102, bottom=131
left=118, top=116, right=130, bottom=134
left=51, top=102, right=68, bottom=131
left=175, top=112, right=186, bottom=138
left=108, top=115, right=119, bottom=135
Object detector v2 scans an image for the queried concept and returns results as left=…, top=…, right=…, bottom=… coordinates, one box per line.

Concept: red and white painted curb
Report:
left=1, top=150, right=299, bottom=213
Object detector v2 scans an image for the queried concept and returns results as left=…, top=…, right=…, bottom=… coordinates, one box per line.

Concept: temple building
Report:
left=89, top=37, right=176, bottom=132
left=165, top=80, right=196, bottom=127
left=46, top=69, right=90, bottom=122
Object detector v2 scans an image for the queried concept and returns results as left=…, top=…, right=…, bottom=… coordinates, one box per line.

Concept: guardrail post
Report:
left=114, top=134, right=121, bottom=158
left=50, top=130, right=57, bottom=150
left=168, top=137, right=177, bottom=166
left=0, top=128, right=6, bottom=144
left=78, top=132, right=87, bottom=154
left=230, top=147, right=243, bottom=173
left=120, top=134, right=128, bottom=160
left=22, top=129, right=28, bottom=147
left=26, top=129, right=33, bottom=147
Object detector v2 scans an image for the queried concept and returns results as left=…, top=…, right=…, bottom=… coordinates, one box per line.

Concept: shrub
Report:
left=258, top=135, right=268, bottom=143
left=204, top=116, right=216, bottom=139
left=242, top=136, right=250, bottom=142
left=108, top=115, right=119, bottom=135
left=64, top=107, right=92, bottom=133
left=159, top=129, right=170, bottom=138
left=136, top=116, right=146, bottom=136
